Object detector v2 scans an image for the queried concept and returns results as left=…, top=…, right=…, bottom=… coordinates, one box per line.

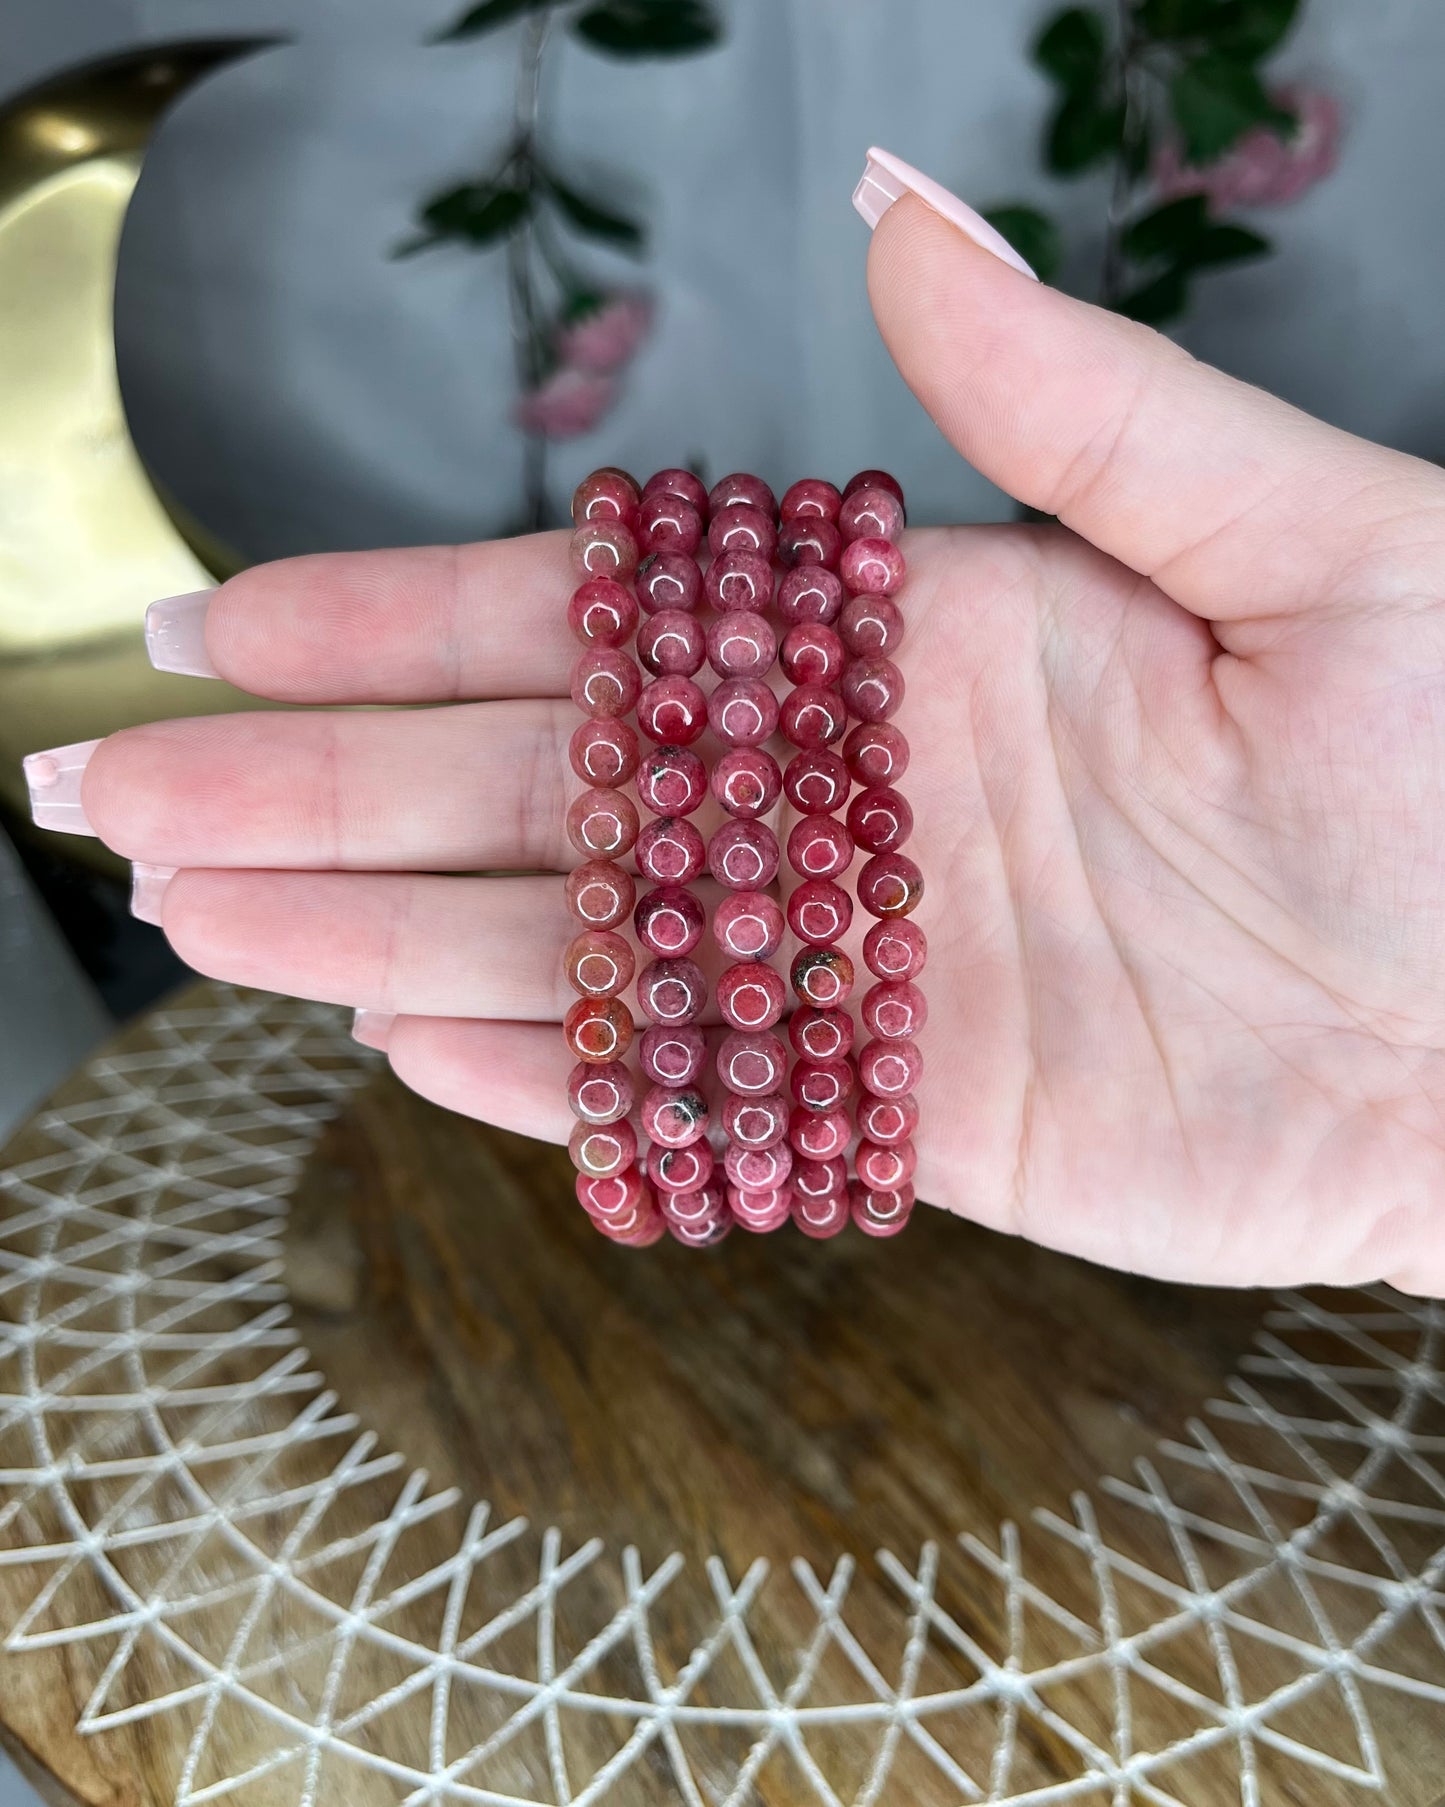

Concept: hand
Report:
left=68, top=192, right=1445, bottom=1293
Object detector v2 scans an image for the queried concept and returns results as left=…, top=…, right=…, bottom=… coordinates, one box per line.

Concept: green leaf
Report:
left=418, top=183, right=531, bottom=246
left=1136, top=0, right=1217, bottom=37
left=1115, top=266, right=1191, bottom=324
left=544, top=173, right=645, bottom=253
left=432, top=0, right=549, bottom=42
left=1214, top=0, right=1301, bottom=56
left=1046, top=90, right=1126, bottom=173
left=1170, top=51, right=1293, bottom=162
left=981, top=206, right=1063, bottom=283
left=1032, top=6, right=1108, bottom=89
left=572, top=0, right=722, bottom=56
left=1180, top=221, right=1271, bottom=267
left=1120, top=194, right=1210, bottom=261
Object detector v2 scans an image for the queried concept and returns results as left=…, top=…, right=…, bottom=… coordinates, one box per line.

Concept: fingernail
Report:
left=23, top=739, right=101, bottom=835
left=352, top=1009, right=396, bottom=1051
left=145, top=589, right=220, bottom=678
left=853, top=146, right=1039, bottom=280
left=130, top=863, right=177, bottom=925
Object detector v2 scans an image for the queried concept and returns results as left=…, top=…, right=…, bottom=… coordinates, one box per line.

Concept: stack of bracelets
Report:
left=563, top=466, right=924, bottom=1249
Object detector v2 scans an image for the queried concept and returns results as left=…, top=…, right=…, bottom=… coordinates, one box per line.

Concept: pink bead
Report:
left=842, top=469, right=905, bottom=508
left=858, top=852, right=925, bottom=919
left=863, top=917, right=928, bottom=981
left=570, top=649, right=641, bottom=719
left=716, top=1029, right=788, bottom=1096
left=648, top=1140, right=715, bottom=1194
left=730, top=1191, right=793, bottom=1233
left=568, top=1059, right=634, bottom=1125
left=572, top=468, right=640, bottom=527
left=777, top=566, right=844, bottom=625
left=858, top=1037, right=923, bottom=1097
left=637, top=675, right=708, bottom=744
left=636, top=744, right=708, bottom=816
left=777, top=517, right=842, bottom=569
left=661, top=1180, right=727, bottom=1228
left=576, top=1163, right=645, bottom=1220
left=786, top=814, right=854, bottom=881
left=839, top=537, right=905, bottom=596
left=780, top=684, right=846, bottom=750
left=707, top=611, right=777, bottom=679
left=857, top=1091, right=920, bottom=1146
left=566, top=788, right=639, bottom=860
left=788, top=1007, right=855, bottom=1063
left=790, top=1057, right=854, bottom=1114
left=642, top=467, right=709, bottom=515
left=857, top=1137, right=918, bottom=1190
left=669, top=1211, right=734, bottom=1249
left=791, top=945, right=855, bottom=1009
left=641, top=1083, right=710, bottom=1148
left=724, top=1139, right=792, bottom=1192
left=565, top=929, right=635, bottom=998
left=838, top=484, right=906, bottom=544
left=639, top=1023, right=707, bottom=1087
left=723, top=1091, right=788, bottom=1149
left=570, top=717, right=639, bottom=788
left=713, top=890, right=785, bottom=962
left=789, top=1104, right=850, bottom=1162
left=793, top=1189, right=849, bottom=1239
left=847, top=785, right=913, bottom=853
left=637, top=957, right=707, bottom=1026
left=709, top=504, right=777, bottom=562
left=636, top=491, right=703, bottom=557
left=850, top=1182, right=915, bottom=1238
left=708, top=820, right=780, bottom=891
left=708, top=472, right=776, bottom=518
left=597, top=1206, right=668, bottom=1247
left=712, top=747, right=782, bottom=820
left=565, top=860, right=634, bottom=930
left=786, top=878, right=853, bottom=945
left=571, top=520, right=640, bottom=580
left=862, top=980, right=928, bottom=1041
left=637, top=551, right=703, bottom=614
left=783, top=749, right=850, bottom=815
left=780, top=477, right=842, bottom=522
left=633, top=884, right=705, bottom=958
left=781, top=623, right=845, bottom=687
left=843, top=721, right=910, bottom=787
left=842, top=657, right=905, bottom=723
left=839, top=594, right=904, bottom=659
left=705, top=551, right=773, bottom=613
left=637, top=609, right=705, bottom=677
left=717, top=960, right=787, bottom=1031
left=568, top=578, right=638, bottom=646
left=564, top=997, right=634, bottom=1063
left=635, top=816, right=706, bottom=884
left=792, top=1155, right=846, bottom=1203
left=569, top=1117, right=637, bottom=1179
left=709, top=679, right=780, bottom=749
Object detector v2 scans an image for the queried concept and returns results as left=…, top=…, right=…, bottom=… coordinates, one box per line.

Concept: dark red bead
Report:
left=648, top=1139, right=715, bottom=1194
left=572, top=469, right=640, bottom=527
left=862, top=980, right=928, bottom=1041
left=635, top=816, right=706, bottom=884
left=641, top=1084, right=710, bottom=1148
left=777, top=517, right=842, bottom=569
left=707, top=611, right=777, bottom=679
left=857, top=1091, right=920, bottom=1146
left=847, top=785, right=914, bottom=852
left=780, top=684, right=847, bottom=749
left=712, top=747, right=782, bottom=820
left=717, top=960, right=787, bottom=1031
left=570, top=649, right=642, bottom=719
left=636, top=491, right=703, bottom=557
left=636, top=744, right=708, bottom=816
left=858, top=852, right=924, bottom=918
left=569, top=717, right=639, bottom=788
left=705, top=550, right=774, bottom=613
left=571, top=520, right=640, bottom=581
left=863, top=917, right=928, bottom=981
left=568, top=1059, right=634, bottom=1125
left=566, top=860, right=635, bottom=930
left=642, top=467, right=709, bottom=515
left=708, top=472, right=777, bottom=518
left=716, top=1030, right=788, bottom=1096
left=788, top=1007, right=854, bottom=1063
left=637, top=957, right=708, bottom=1026
left=838, top=485, right=906, bottom=544
left=857, top=1137, right=917, bottom=1190
left=564, top=996, right=634, bottom=1063
left=639, top=1023, right=707, bottom=1087
left=851, top=1183, right=915, bottom=1238
left=786, top=879, right=853, bottom=945
left=596, top=1205, right=668, bottom=1247
left=777, top=565, right=844, bottom=625
left=708, top=678, right=779, bottom=748
left=842, top=656, right=906, bottom=722
left=569, top=1117, right=637, bottom=1179
left=565, top=929, right=635, bottom=997
left=729, top=1188, right=793, bottom=1231
left=637, top=609, right=705, bottom=677
left=669, top=1210, right=733, bottom=1249
left=791, top=945, right=855, bottom=1009
left=781, top=623, right=845, bottom=687
left=708, top=504, right=777, bottom=562
left=790, top=1057, right=854, bottom=1114
left=789, top=1104, right=850, bottom=1162
left=724, top=1140, right=793, bottom=1192
left=786, top=814, right=854, bottom=881
left=634, top=884, right=706, bottom=957
left=842, top=469, right=905, bottom=509
left=576, top=1163, right=646, bottom=1220
left=568, top=578, right=638, bottom=647
left=792, top=1155, right=846, bottom=1202
left=793, top=1189, right=849, bottom=1239
left=723, top=1091, right=789, bottom=1149
left=662, top=1181, right=727, bottom=1229
left=780, top=477, right=842, bottom=522
left=839, top=536, right=905, bottom=596
left=713, top=890, right=786, bottom=961
left=843, top=720, right=910, bottom=786
left=783, top=749, right=850, bottom=814
left=566, top=788, right=639, bottom=861
left=839, top=594, right=904, bottom=659
left=637, top=675, right=708, bottom=744
left=637, top=551, right=703, bottom=614
left=708, top=820, right=780, bottom=891
left=858, top=1037, right=923, bottom=1097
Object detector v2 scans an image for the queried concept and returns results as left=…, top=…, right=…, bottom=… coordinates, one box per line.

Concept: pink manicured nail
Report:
left=352, top=1009, right=396, bottom=1051
left=852, top=146, right=1039, bottom=280
left=130, top=863, right=177, bottom=925
left=23, top=739, right=101, bottom=835
left=145, top=590, right=220, bottom=678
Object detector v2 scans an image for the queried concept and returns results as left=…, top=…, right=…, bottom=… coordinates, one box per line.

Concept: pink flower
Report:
left=555, top=291, right=654, bottom=374
left=513, top=367, right=617, bottom=439
left=1153, top=86, right=1341, bottom=211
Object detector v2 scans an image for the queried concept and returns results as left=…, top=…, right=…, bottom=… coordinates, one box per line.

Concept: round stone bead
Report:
left=570, top=649, right=641, bottom=719
left=569, top=1117, right=637, bottom=1179
left=564, top=996, right=634, bottom=1063
left=780, top=477, right=842, bottom=522
left=571, top=520, right=639, bottom=581
left=566, top=788, right=639, bottom=861
left=842, top=657, right=905, bottom=724
left=576, top=1163, right=646, bottom=1220
left=729, top=1189, right=793, bottom=1232
left=637, top=609, right=705, bottom=677
left=709, top=679, right=780, bottom=749
left=786, top=878, right=853, bottom=945
left=637, top=957, right=708, bottom=1026
left=783, top=749, right=850, bottom=815
left=569, top=717, right=639, bottom=788
left=777, top=517, right=842, bottom=570
left=641, top=1084, right=710, bottom=1149
left=838, top=484, right=906, bottom=544
left=705, top=551, right=773, bottom=614
left=716, top=1029, right=788, bottom=1096
left=572, top=468, right=639, bottom=527
left=863, top=917, right=928, bottom=981
left=858, top=852, right=925, bottom=919
left=862, top=980, right=928, bottom=1041
left=792, top=1189, right=850, bottom=1239
left=661, top=1181, right=727, bottom=1229
left=851, top=1184, right=915, bottom=1238
left=857, top=1137, right=918, bottom=1191
left=792, top=1155, right=846, bottom=1203
left=634, top=884, right=705, bottom=958
left=858, top=1037, right=923, bottom=1098
left=839, top=594, right=904, bottom=659
left=786, top=814, right=854, bottom=881
left=789, top=1104, right=850, bottom=1162
left=781, top=623, right=845, bottom=687
left=565, top=860, right=634, bottom=930
left=708, top=471, right=776, bottom=518
left=637, top=675, right=708, bottom=744
left=565, top=930, right=635, bottom=998
left=843, top=468, right=905, bottom=508
left=723, top=1091, right=788, bottom=1150
left=777, top=566, right=844, bottom=626
left=712, top=748, right=782, bottom=820
left=780, top=684, right=847, bottom=750
left=839, top=536, right=905, bottom=596
left=724, top=1140, right=792, bottom=1192
left=568, top=578, right=638, bottom=647
left=707, top=611, right=777, bottom=679
left=791, top=945, right=855, bottom=1009
left=567, top=1059, right=634, bottom=1125
left=857, top=1091, right=920, bottom=1146
left=790, top=1057, right=854, bottom=1114
left=635, top=744, right=708, bottom=816
left=596, top=1206, right=668, bottom=1247
left=788, top=1007, right=854, bottom=1063
left=669, top=1211, right=733, bottom=1249
left=713, top=890, right=785, bottom=962
left=637, top=551, right=703, bottom=614
left=708, top=820, right=780, bottom=891
left=639, top=1023, right=707, bottom=1087
left=717, top=960, right=787, bottom=1032
left=636, top=491, right=703, bottom=557
left=648, top=1140, right=715, bottom=1195
left=709, top=504, right=777, bottom=562
left=635, top=816, right=706, bottom=885
left=843, top=724, right=909, bottom=789
left=642, top=467, right=709, bottom=515
left=847, top=785, right=913, bottom=853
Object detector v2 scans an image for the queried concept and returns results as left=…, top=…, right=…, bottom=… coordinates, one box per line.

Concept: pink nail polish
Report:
left=852, top=146, right=1039, bottom=281
left=145, top=590, right=220, bottom=678
left=352, top=1009, right=396, bottom=1051
left=130, top=863, right=177, bottom=925
left=23, top=739, right=101, bottom=835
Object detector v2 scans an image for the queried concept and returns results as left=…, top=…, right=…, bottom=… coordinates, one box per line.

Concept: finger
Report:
left=83, top=701, right=573, bottom=870
left=386, top=1017, right=571, bottom=1145
left=863, top=168, right=1445, bottom=626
